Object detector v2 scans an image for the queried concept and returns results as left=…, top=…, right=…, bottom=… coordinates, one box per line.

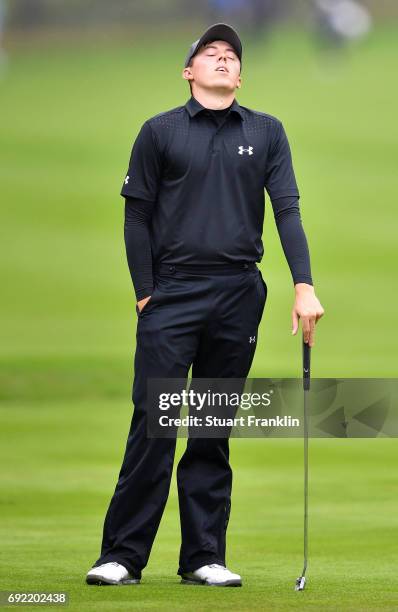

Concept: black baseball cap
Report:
left=184, top=23, right=242, bottom=71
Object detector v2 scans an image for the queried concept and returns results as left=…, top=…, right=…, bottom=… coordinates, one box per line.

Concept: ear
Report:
left=236, top=75, right=242, bottom=89
left=182, top=67, right=193, bottom=84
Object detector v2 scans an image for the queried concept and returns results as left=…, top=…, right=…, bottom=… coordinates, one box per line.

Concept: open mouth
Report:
left=215, top=67, right=228, bottom=73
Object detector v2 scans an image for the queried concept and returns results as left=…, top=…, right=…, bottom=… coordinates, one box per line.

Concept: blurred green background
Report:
left=0, top=4, right=397, bottom=610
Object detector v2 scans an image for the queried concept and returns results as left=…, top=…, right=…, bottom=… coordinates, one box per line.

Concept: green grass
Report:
left=1, top=23, right=398, bottom=610
left=0, top=401, right=397, bottom=611
left=1, top=23, right=398, bottom=380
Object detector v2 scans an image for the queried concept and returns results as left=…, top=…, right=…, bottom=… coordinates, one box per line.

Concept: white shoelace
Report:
left=208, top=563, right=227, bottom=571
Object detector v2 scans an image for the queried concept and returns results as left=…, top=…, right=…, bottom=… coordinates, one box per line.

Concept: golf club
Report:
left=295, top=334, right=311, bottom=591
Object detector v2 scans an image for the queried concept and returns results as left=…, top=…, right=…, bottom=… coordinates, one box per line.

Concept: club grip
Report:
left=302, top=337, right=311, bottom=390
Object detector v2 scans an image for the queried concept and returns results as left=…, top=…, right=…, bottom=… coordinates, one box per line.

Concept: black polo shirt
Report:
left=120, top=95, right=300, bottom=265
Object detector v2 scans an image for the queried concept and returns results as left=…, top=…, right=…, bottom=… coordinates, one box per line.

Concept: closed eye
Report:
left=207, top=53, right=236, bottom=60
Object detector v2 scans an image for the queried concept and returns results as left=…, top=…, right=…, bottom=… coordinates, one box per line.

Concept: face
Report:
left=183, top=39, right=241, bottom=93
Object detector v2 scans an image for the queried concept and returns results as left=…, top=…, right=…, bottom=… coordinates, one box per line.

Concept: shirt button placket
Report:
left=212, top=125, right=223, bottom=155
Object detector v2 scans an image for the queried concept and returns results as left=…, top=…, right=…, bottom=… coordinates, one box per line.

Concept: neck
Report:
left=191, top=88, right=235, bottom=110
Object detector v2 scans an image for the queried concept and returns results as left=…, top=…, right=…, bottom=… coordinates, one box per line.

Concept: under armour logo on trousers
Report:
left=238, top=146, right=253, bottom=155
left=124, top=175, right=129, bottom=184
left=249, top=336, right=256, bottom=343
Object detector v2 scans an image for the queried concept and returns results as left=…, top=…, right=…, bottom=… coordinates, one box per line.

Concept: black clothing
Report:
left=92, top=264, right=267, bottom=578
left=206, top=104, right=233, bottom=126
left=124, top=199, right=155, bottom=301
left=272, top=195, right=312, bottom=285
left=124, top=192, right=312, bottom=302
left=120, top=95, right=312, bottom=281
left=91, top=96, right=313, bottom=581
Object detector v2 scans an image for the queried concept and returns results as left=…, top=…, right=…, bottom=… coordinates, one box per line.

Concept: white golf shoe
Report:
left=86, top=561, right=140, bottom=585
left=181, top=563, right=242, bottom=587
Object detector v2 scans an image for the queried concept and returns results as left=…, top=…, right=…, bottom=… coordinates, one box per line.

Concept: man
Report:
left=86, top=23, right=324, bottom=588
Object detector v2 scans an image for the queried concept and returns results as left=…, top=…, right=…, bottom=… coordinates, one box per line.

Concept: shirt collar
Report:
left=185, top=95, right=245, bottom=121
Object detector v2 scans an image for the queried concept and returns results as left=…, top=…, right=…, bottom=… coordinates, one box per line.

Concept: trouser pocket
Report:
left=136, top=284, right=162, bottom=317
left=259, top=270, right=268, bottom=305
left=253, top=269, right=268, bottom=323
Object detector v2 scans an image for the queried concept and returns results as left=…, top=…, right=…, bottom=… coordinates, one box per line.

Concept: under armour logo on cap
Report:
left=238, top=146, right=253, bottom=155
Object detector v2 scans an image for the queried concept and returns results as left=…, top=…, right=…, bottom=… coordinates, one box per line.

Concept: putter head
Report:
left=295, top=576, right=306, bottom=591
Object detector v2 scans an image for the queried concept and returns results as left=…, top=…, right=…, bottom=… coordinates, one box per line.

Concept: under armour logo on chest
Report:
left=238, top=145, right=253, bottom=156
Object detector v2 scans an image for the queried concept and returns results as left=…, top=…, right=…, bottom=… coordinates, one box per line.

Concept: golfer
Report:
left=86, top=22, right=324, bottom=588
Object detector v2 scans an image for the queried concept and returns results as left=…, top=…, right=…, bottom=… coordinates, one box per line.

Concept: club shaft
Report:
left=302, top=388, right=309, bottom=576
left=302, top=338, right=310, bottom=576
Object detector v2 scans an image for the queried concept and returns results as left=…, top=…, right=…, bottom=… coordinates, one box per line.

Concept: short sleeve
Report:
left=120, top=121, right=162, bottom=201
left=264, top=120, right=300, bottom=200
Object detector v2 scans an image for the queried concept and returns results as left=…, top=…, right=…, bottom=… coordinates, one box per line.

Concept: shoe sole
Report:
left=86, top=576, right=140, bottom=586
left=180, top=578, right=242, bottom=587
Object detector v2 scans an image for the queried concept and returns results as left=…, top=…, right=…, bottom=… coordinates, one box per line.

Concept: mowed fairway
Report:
left=1, top=24, right=398, bottom=610
left=0, top=403, right=397, bottom=610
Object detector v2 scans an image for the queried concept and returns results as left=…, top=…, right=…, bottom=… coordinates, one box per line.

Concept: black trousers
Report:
left=92, top=262, right=267, bottom=579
